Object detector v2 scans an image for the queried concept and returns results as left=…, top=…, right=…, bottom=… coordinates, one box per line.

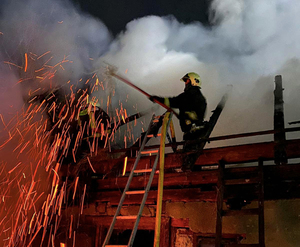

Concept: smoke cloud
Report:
left=100, top=0, right=300, bottom=145
left=0, top=0, right=300, bottom=244
left=0, top=0, right=112, bottom=243
left=1, top=0, right=299, bottom=146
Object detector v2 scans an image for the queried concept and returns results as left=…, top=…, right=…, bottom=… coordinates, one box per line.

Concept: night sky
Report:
left=71, top=0, right=212, bottom=35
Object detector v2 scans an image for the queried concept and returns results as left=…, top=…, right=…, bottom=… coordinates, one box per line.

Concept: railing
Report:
left=109, top=126, right=300, bottom=154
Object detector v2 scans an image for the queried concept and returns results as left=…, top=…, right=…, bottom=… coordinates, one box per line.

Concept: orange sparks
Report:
left=8, top=162, right=21, bottom=174
left=24, top=53, right=28, bottom=72
left=87, top=157, right=96, bottom=173
left=122, top=156, right=128, bottom=176
left=58, top=183, right=65, bottom=216
left=73, top=231, right=76, bottom=247
left=49, top=184, right=58, bottom=208
left=69, top=215, right=73, bottom=238
left=52, top=163, right=60, bottom=186
left=28, top=213, right=36, bottom=234
left=0, top=113, right=11, bottom=137
left=3, top=61, right=22, bottom=69
left=37, top=50, right=51, bottom=60
left=73, top=177, right=79, bottom=200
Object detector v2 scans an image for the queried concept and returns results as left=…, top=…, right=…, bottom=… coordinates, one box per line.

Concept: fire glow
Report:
left=0, top=51, right=139, bottom=246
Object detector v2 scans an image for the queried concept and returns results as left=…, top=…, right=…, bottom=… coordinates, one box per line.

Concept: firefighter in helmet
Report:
left=150, top=72, right=207, bottom=140
left=78, top=97, right=110, bottom=151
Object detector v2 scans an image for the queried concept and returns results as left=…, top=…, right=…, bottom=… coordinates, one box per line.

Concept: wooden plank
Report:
left=84, top=139, right=300, bottom=175
left=93, top=164, right=300, bottom=203
left=97, top=170, right=218, bottom=190
left=170, top=218, right=189, bottom=228
left=160, top=218, right=170, bottom=247
left=215, top=161, right=225, bottom=247
left=274, top=75, right=287, bottom=165
left=95, top=225, right=100, bottom=247
left=87, top=216, right=156, bottom=229
left=95, top=162, right=300, bottom=192
left=93, top=188, right=216, bottom=205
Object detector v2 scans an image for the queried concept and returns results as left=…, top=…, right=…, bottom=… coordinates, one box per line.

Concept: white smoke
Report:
left=0, top=0, right=112, bottom=101
left=0, top=0, right=112, bottom=243
left=0, top=0, right=113, bottom=145
left=0, top=0, right=300, bottom=144
left=100, top=0, right=300, bottom=145
left=0, top=0, right=299, bottom=243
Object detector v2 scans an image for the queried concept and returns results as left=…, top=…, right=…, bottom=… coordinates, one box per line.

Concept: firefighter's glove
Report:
left=149, top=95, right=161, bottom=103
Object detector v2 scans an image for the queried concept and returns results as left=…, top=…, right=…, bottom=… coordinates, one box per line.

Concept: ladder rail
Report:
left=128, top=152, right=160, bottom=247
left=154, top=112, right=173, bottom=247
left=102, top=115, right=156, bottom=247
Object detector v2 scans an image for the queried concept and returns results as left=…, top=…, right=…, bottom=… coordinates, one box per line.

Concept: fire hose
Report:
left=108, top=70, right=179, bottom=118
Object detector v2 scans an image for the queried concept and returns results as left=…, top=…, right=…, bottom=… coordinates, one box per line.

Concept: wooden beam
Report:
left=86, top=216, right=156, bottom=229
left=91, top=163, right=300, bottom=203
left=84, top=139, right=300, bottom=176
left=96, top=163, right=300, bottom=191
left=215, top=161, right=225, bottom=247
left=274, top=75, right=287, bottom=165
left=92, top=188, right=216, bottom=205
left=97, top=170, right=217, bottom=190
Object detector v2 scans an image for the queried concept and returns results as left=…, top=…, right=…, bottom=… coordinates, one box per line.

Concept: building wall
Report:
left=80, top=198, right=300, bottom=246
left=165, top=199, right=300, bottom=246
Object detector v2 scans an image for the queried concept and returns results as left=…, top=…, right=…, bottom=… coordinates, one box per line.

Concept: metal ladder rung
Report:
left=102, top=114, right=173, bottom=247
left=116, top=215, right=137, bottom=220
left=134, top=169, right=159, bottom=173
left=140, top=150, right=158, bottom=155
left=147, top=133, right=161, bottom=137
left=126, top=190, right=145, bottom=195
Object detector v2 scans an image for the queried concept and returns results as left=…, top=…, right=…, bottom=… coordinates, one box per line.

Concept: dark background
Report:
left=71, top=0, right=212, bottom=35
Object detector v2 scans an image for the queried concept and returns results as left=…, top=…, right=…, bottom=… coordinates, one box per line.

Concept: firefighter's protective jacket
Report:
left=154, top=84, right=207, bottom=134
left=78, top=106, right=110, bottom=140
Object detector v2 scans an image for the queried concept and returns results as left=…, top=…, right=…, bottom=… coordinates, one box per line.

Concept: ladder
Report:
left=215, top=159, right=265, bottom=247
left=102, top=113, right=173, bottom=247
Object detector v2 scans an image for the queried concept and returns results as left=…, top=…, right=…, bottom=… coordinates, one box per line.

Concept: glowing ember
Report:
left=0, top=48, right=145, bottom=246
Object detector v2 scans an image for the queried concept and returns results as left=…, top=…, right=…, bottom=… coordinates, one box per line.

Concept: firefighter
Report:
left=150, top=72, right=207, bottom=141
left=78, top=98, right=110, bottom=152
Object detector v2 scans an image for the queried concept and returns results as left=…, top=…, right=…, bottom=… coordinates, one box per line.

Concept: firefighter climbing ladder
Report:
left=102, top=112, right=173, bottom=247
left=215, top=159, right=265, bottom=247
